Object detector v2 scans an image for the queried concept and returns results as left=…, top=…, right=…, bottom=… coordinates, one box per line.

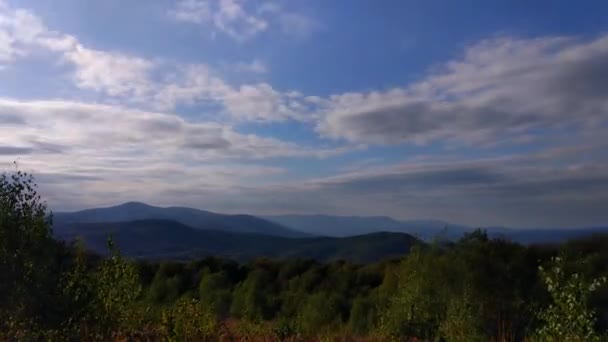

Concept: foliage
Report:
left=95, top=237, right=143, bottom=332
left=535, top=255, right=607, bottom=341
left=160, top=298, right=217, bottom=341
left=0, top=167, right=61, bottom=334
left=378, top=231, right=546, bottom=341
left=198, top=270, right=233, bottom=318
left=349, top=295, right=376, bottom=334
left=378, top=246, right=450, bottom=339
left=59, top=239, right=98, bottom=335
left=230, top=268, right=277, bottom=321
left=147, top=262, right=183, bottom=303
left=297, top=292, right=343, bottom=335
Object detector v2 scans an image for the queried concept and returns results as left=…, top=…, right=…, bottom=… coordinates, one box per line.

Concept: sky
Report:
left=1, top=0, right=607, bottom=228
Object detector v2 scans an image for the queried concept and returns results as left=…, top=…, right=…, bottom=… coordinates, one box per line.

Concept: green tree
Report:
left=59, top=239, right=98, bottom=334
left=0, top=168, right=62, bottom=333
left=349, top=296, right=376, bottom=335
left=198, top=270, right=232, bottom=318
left=230, top=269, right=276, bottom=321
left=95, top=238, right=143, bottom=332
left=378, top=246, right=449, bottom=339
left=147, top=265, right=182, bottom=304
left=297, top=292, right=342, bottom=335
left=454, top=230, right=533, bottom=340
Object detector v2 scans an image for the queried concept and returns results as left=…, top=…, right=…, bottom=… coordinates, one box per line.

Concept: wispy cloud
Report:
left=0, top=1, right=318, bottom=122
left=65, top=46, right=155, bottom=97
left=0, top=98, right=341, bottom=162
left=0, top=97, right=349, bottom=210
left=0, top=1, right=155, bottom=97
left=169, top=0, right=321, bottom=41
left=169, top=0, right=268, bottom=41
left=317, top=35, right=608, bottom=146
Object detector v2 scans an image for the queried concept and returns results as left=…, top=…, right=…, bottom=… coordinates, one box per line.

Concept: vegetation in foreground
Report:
left=2, top=169, right=608, bottom=341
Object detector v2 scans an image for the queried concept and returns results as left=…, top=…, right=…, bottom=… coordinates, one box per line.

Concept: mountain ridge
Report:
left=263, top=214, right=469, bottom=240
left=55, top=218, right=421, bottom=263
left=54, top=202, right=308, bottom=238
left=54, top=202, right=608, bottom=246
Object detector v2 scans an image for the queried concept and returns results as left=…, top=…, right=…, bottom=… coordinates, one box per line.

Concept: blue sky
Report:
left=1, top=0, right=607, bottom=227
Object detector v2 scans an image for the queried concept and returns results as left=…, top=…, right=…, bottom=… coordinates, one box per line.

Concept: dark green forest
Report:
left=2, top=170, right=608, bottom=341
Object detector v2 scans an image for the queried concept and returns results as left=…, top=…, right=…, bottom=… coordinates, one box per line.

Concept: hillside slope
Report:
left=55, top=219, right=421, bottom=263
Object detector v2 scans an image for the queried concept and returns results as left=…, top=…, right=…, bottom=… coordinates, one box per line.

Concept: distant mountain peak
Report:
left=116, top=201, right=154, bottom=208
left=54, top=202, right=309, bottom=238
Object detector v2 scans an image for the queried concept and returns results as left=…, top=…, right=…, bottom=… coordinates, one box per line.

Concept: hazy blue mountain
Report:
left=487, top=227, right=608, bottom=245
left=54, top=203, right=608, bottom=247
left=264, top=214, right=608, bottom=244
left=263, top=214, right=470, bottom=240
left=54, top=202, right=307, bottom=238
left=55, top=219, right=421, bottom=263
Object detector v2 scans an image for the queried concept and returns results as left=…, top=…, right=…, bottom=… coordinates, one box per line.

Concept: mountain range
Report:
left=263, top=215, right=608, bottom=245
left=263, top=214, right=470, bottom=240
left=52, top=202, right=608, bottom=262
left=55, top=219, right=419, bottom=263
left=54, top=202, right=307, bottom=238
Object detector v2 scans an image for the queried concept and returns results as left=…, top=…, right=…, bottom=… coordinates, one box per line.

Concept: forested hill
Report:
left=55, top=219, right=421, bottom=263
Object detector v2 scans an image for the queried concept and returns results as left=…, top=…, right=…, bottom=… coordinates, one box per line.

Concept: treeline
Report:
left=2, top=170, right=608, bottom=341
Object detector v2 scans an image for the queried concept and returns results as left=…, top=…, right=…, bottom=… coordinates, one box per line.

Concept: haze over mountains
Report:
left=51, top=202, right=608, bottom=262
left=263, top=215, right=608, bottom=245
left=263, top=214, right=469, bottom=240
left=54, top=202, right=307, bottom=238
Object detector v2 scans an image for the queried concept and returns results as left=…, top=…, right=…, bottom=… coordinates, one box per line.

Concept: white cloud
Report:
left=223, top=83, right=307, bottom=121
left=170, top=0, right=268, bottom=41
left=215, top=0, right=268, bottom=40
left=0, top=3, right=44, bottom=62
left=169, top=0, right=211, bottom=24
left=0, top=28, right=17, bottom=62
left=0, top=98, right=338, bottom=162
left=147, top=64, right=316, bottom=122
left=0, top=2, right=155, bottom=98
left=5, top=0, right=608, bottom=144
left=64, top=45, right=155, bottom=97
left=317, top=35, right=608, bottom=146
left=0, top=97, right=350, bottom=210
left=0, top=1, right=317, bottom=123
left=169, top=0, right=321, bottom=41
